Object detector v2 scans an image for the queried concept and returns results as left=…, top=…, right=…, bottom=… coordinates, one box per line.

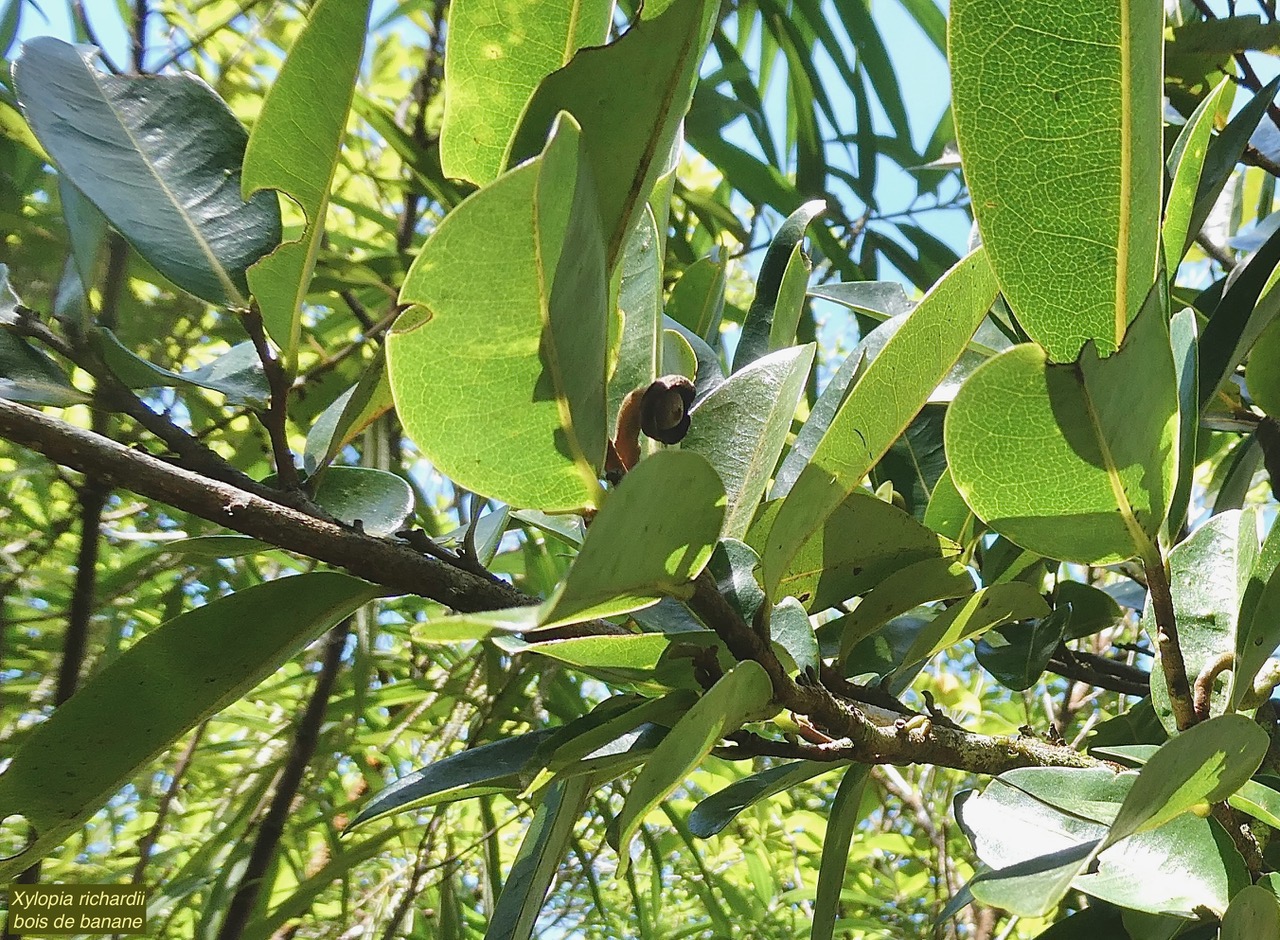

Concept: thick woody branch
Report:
left=685, top=572, right=1103, bottom=776
left=0, top=399, right=528, bottom=612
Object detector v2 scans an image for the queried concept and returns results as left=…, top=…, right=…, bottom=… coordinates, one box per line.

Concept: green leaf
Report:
left=308, top=466, right=413, bottom=538
left=662, top=328, right=698, bottom=381
left=1221, top=885, right=1280, bottom=940
left=613, top=660, right=773, bottom=866
left=1165, top=306, right=1199, bottom=542
left=348, top=731, right=558, bottom=833
left=667, top=257, right=727, bottom=344
left=1199, top=224, right=1280, bottom=413
left=1145, top=509, right=1258, bottom=730
left=731, top=200, right=823, bottom=372
left=0, top=572, right=378, bottom=877
left=975, top=607, right=1069, bottom=691
left=682, top=344, right=814, bottom=540
left=807, top=280, right=913, bottom=321
left=0, top=330, right=88, bottom=406
left=242, top=0, right=372, bottom=363
left=1074, top=813, right=1245, bottom=917
left=832, top=558, right=975, bottom=661
left=1163, top=78, right=1231, bottom=273
left=388, top=113, right=608, bottom=512
left=13, top=38, right=281, bottom=307
left=95, top=331, right=269, bottom=408
left=609, top=207, right=663, bottom=427
left=440, top=0, right=612, bottom=186
left=946, top=289, right=1178, bottom=565
left=762, top=248, right=998, bottom=596
left=1105, top=713, right=1268, bottom=847
left=1228, top=777, right=1280, bottom=829
left=1057, top=581, right=1122, bottom=640
left=486, top=777, right=591, bottom=940
left=167, top=535, right=274, bottom=558
left=506, top=634, right=676, bottom=674
left=708, top=538, right=767, bottom=626
left=302, top=351, right=394, bottom=475
left=1235, top=518, right=1280, bottom=709
left=509, top=0, right=717, bottom=272
left=812, top=766, right=872, bottom=940
left=897, top=581, right=1050, bottom=674
left=539, top=450, right=725, bottom=627
left=769, top=597, right=819, bottom=676
left=1247, top=317, right=1280, bottom=417
left=950, top=0, right=1162, bottom=359
left=687, top=760, right=838, bottom=838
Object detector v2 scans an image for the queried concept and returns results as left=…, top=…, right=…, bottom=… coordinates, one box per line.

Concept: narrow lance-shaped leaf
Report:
left=440, top=0, right=613, bottom=186
left=13, top=38, right=281, bottom=307
left=950, top=0, right=1163, bottom=359
left=613, top=660, right=773, bottom=869
left=812, top=767, right=872, bottom=940
left=242, top=0, right=373, bottom=367
left=388, top=113, right=609, bottom=512
left=0, top=573, right=379, bottom=879
left=1163, top=78, right=1231, bottom=275
left=762, top=248, right=998, bottom=597
left=732, top=199, right=824, bottom=372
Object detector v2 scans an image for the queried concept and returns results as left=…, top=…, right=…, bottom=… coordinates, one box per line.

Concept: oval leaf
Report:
left=13, top=38, right=281, bottom=307
left=388, top=113, right=608, bottom=512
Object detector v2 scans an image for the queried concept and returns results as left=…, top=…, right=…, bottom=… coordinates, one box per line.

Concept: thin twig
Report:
left=243, top=304, right=299, bottom=488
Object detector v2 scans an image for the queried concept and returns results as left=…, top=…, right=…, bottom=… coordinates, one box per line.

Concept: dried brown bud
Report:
left=639, top=375, right=695, bottom=444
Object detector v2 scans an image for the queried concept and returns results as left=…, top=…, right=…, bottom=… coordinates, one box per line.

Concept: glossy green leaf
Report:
left=96, top=331, right=268, bottom=408
left=950, top=0, right=1162, bottom=359
left=687, top=760, right=838, bottom=838
left=0, top=330, right=87, bottom=406
left=1146, top=509, right=1258, bottom=730
left=510, top=0, right=717, bottom=272
left=508, top=634, right=675, bottom=673
left=388, top=113, right=608, bottom=512
left=1106, top=714, right=1268, bottom=847
left=613, top=660, right=773, bottom=866
left=1057, top=581, right=1123, bottom=640
left=308, top=466, right=413, bottom=538
left=167, top=535, right=274, bottom=558
left=440, top=0, right=612, bottom=186
left=242, top=0, right=372, bottom=362
left=539, top=450, right=725, bottom=627
left=0, top=573, right=378, bottom=877
left=752, top=491, right=961, bottom=613
left=833, top=558, right=974, bottom=661
left=1247, top=317, right=1280, bottom=417
left=1222, top=885, right=1280, bottom=939
left=762, top=248, right=998, bottom=596
left=732, top=199, right=823, bottom=372
left=1228, top=777, right=1280, bottom=829
left=769, top=597, right=819, bottom=676
left=766, top=244, right=812, bottom=353
left=411, top=606, right=543, bottom=644
left=539, top=693, right=693, bottom=778
left=1164, top=78, right=1231, bottom=274
left=486, top=776, right=590, bottom=940
left=923, top=469, right=979, bottom=545
left=898, top=581, right=1050, bottom=673
left=682, top=344, right=814, bottom=539
left=667, top=257, right=727, bottom=343
left=812, top=766, right=872, bottom=940
left=349, top=731, right=557, bottom=832
left=1074, top=813, right=1245, bottom=917
left=708, top=538, right=766, bottom=626
left=975, top=607, right=1069, bottom=691
left=806, top=281, right=913, bottom=321
left=13, top=38, right=281, bottom=307
left=609, top=207, right=663, bottom=427
left=946, top=292, right=1178, bottom=565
